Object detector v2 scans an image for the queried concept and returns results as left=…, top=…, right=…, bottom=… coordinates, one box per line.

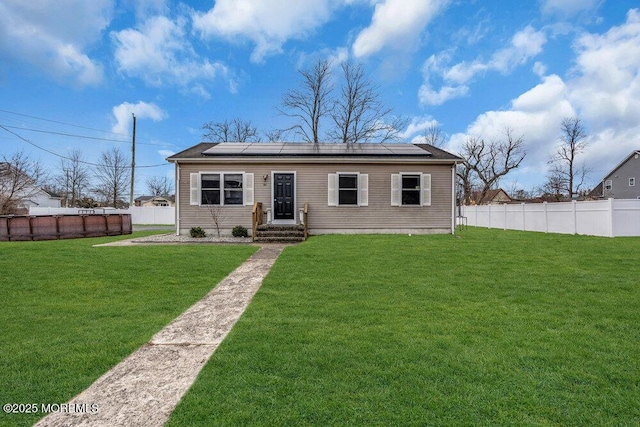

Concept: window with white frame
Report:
left=328, top=173, right=368, bottom=206
left=190, top=172, right=254, bottom=206
left=605, top=180, right=613, bottom=191
left=630, top=177, right=636, bottom=187
left=391, top=173, right=431, bottom=206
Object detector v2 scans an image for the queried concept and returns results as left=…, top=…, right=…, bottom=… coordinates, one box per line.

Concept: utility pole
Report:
left=129, top=113, right=136, bottom=208
left=64, top=168, right=69, bottom=208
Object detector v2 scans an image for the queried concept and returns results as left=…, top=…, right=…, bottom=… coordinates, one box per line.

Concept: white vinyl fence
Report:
left=461, top=199, right=640, bottom=237
left=29, top=206, right=175, bottom=225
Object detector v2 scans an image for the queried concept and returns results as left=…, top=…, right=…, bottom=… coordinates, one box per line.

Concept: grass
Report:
left=167, top=228, right=640, bottom=426
left=0, top=232, right=257, bottom=427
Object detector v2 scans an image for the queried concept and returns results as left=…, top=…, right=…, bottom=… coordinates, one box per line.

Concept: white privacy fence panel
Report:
left=29, top=207, right=175, bottom=225
left=462, top=199, right=640, bottom=237
left=613, top=199, right=640, bottom=236
left=128, top=207, right=175, bottom=224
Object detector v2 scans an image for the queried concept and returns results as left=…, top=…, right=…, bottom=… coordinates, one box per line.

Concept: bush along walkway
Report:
left=35, top=245, right=286, bottom=427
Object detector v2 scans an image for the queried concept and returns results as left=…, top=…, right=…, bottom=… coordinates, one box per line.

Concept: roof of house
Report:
left=472, top=188, right=512, bottom=204
left=602, top=150, right=640, bottom=180
left=135, top=195, right=175, bottom=202
left=167, top=142, right=462, bottom=162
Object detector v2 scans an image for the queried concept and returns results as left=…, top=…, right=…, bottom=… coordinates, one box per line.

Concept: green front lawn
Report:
left=168, top=229, right=640, bottom=426
left=0, top=233, right=257, bottom=427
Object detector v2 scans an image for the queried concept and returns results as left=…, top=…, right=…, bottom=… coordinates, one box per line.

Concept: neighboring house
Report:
left=20, top=188, right=63, bottom=209
left=134, top=195, right=175, bottom=207
left=167, top=142, right=462, bottom=236
left=592, top=150, right=640, bottom=199
left=472, top=188, right=512, bottom=205
left=0, top=162, right=62, bottom=214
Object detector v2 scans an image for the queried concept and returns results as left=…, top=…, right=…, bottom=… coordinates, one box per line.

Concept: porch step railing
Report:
left=252, top=202, right=308, bottom=243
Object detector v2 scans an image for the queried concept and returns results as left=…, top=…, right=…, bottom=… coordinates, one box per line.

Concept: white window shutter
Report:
left=243, top=173, right=254, bottom=206
left=328, top=174, right=338, bottom=206
left=359, top=174, right=368, bottom=206
left=190, top=173, right=199, bottom=205
left=391, top=174, right=400, bottom=206
left=422, top=173, right=431, bottom=206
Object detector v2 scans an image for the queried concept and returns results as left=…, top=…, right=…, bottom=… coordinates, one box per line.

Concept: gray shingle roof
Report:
left=167, top=142, right=461, bottom=161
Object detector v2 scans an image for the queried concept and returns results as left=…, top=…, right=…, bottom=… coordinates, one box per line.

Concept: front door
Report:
left=274, top=173, right=295, bottom=220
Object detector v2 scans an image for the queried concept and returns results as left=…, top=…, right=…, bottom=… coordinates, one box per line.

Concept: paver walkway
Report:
left=35, top=244, right=286, bottom=427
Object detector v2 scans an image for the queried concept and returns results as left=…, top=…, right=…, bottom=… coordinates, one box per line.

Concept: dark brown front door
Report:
left=274, top=173, right=294, bottom=220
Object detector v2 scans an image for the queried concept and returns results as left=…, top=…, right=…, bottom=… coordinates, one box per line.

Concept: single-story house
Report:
left=590, top=150, right=640, bottom=199
left=134, top=195, right=175, bottom=207
left=167, top=142, right=462, bottom=237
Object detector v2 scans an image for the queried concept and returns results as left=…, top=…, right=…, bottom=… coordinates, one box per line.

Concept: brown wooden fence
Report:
left=0, top=214, right=132, bottom=241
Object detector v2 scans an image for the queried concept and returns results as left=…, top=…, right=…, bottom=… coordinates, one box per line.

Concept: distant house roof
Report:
left=474, top=188, right=512, bottom=205
left=43, top=190, right=63, bottom=199
left=601, top=150, right=640, bottom=181
left=135, top=195, right=175, bottom=203
left=167, top=142, right=462, bottom=163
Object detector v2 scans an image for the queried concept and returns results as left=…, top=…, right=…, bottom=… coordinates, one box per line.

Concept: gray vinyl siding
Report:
left=177, top=161, right=455, bottom=235
left=604, top=154, right=640, bottom=199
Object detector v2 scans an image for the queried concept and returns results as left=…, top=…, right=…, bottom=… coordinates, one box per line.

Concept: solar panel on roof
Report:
left=202, top=142, right=431, bottom=156
left=386, top=144, right=431, bottom=155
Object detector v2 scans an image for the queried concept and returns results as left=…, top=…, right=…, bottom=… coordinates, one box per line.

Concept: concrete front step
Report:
left=254, top=224, right=305, bottom=243
left=254, top=236, right=305, bottom=243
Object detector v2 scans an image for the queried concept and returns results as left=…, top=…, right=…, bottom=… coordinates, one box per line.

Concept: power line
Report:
left=0, top=125, right=169, bottom=169
left=0, top=124, right=172, bottom=147
left=0, top=108, right=130, bottom=137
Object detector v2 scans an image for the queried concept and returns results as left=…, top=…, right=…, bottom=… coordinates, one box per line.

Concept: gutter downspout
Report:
left=175, top=162, right=180, bottom=236
left=451, top=164, right=456, bottom=234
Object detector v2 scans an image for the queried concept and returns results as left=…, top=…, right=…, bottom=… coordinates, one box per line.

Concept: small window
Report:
left=202, top=173, right=221, bottom=205
left=401, top=174, right=421, bottom=205
left=224, top=173, right=243, bottom=205
left=630, top=177, right=636, bottom=187
left=338, top=174, right=358, bottom=205
left=391, top=173, right=431, bottom=206
left=605, top=180, right=612, bottom=191
left=328, top=173, right=368, bottom=206
left=200, top=173, right=243, bottom=205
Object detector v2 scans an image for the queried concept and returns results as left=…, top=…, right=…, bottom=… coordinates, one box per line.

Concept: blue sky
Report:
left=1, top=0, right=639, bottom=196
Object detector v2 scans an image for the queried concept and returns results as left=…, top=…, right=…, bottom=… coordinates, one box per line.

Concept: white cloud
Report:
left=419, top=26, right=547, bottom=105
left=446, top=74, right=575, bottom=182
left=541, top=0, right=600, bottom=17
left=418, top=84, right=469, bottom=106
left=129, top=0, right=168, bottom=19
left=352, top=0, right=450, bottom=58
left=111, top=101, right=168, bottom=135
left=112, top=15, right=232, bottom=95
left=158, top=149, right=175, bottom=158
left=569, top=9, right=640, bottom=130
left=192, top=0, right=338, bottom=63
left=446, top=9, right=640, bottom=187
left=0, top=0, right=112, bottom=85
left=399, top=116, right=439, bottom=140
left=568, top=8, right=640, bottom=178
left=533, top=61, right=547, bottom=77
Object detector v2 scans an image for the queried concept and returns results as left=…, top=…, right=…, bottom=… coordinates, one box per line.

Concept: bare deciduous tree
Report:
left=206, top=204, right=225, bottom=237
left=423, top=123, right=446, bottom=147
left=264, top=129, right=284, bottom=142
left=55, top=149, right=91, bottom=207
left=146, top=176, right=173, bottom=197
left=546, top=117, right=589, bottom=200
left=202, top=118, right=260, bottom=142
left=94, top=147, right=130, bottom=208
left=279, top=58, right=333, bottom=143
left=329, top=61, right=407, bottom=143
left=457, top=128, right=526, bottom=204
left=0, top=150, right=44, bottom=214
